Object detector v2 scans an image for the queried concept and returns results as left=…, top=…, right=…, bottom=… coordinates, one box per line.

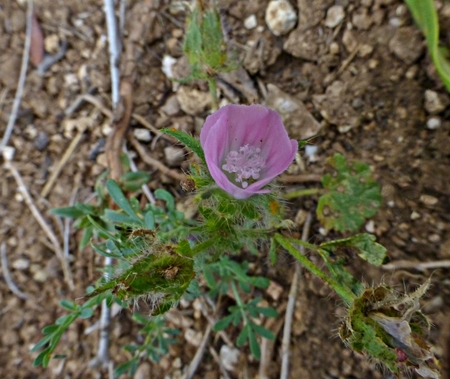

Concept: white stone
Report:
left=410, top=211, right=421, bottom=220
left=219, top=345, right=240, bottom=372
left=12, top=258, right=30, bottom=270
left=164, top=146, right=185, bottom=167
left=426, top=116, right=441, bottom=130
left=244, top=15, right=257, bottom=29
left=184, top=328, right=202, bottom=347
left=265, top=0, right=297, bottom=36
left=176, top=85, right=211, bottom=115
left=324, top=5, right=345, bottom=28
left=1, top=146, right=15, bottom=161
left=304, top=145, right=319, bottom=162
left=133, top=128, right=152, bottom=142
left=365, top=220, right=375, bottom=233
left=424, top=90, right=448, bottom=114
left=161, top=55, right=177, bottom=79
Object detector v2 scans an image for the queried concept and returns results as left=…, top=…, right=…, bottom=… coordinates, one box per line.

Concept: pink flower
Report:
left=200, top=104, right=297, bottom=199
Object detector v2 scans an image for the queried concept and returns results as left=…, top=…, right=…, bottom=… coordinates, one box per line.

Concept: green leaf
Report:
left=155, top=189, right=175, bottom=211
left=104, top=209, right=141, bottom=226
left=144, top=211, right=156, bottom=230
left=255, top=306, right=278, bottom=318
left=31, top=334, right=52, bottom=352
left=59, top=300, right=77, bottom=311
left=80, top=308, right=95, bottom=319
left=251, top=323, right=275, bottom=340
left=248, top=328, right=261, bottom=359
left=106, top=179, right=140, bottom=222
left=162, top=128, right=205, bottom=162
left=42, top=325, right=59, bottom=335
left=120, top=171, right=151, bottom=191
left=50, top=205, right=85, bottom=218
left=213, top=314, right=234, bottom=332
left=33, top=348, right=51, bottom=367
left=320, top=233, right=387, bottom=267
left=405, top=0, right=450, bottom=91
left=317, top=154, right=381, bottom=232
left=236, top=324, right=250, bottom=347
left=79, top=226, right=94, bottom=250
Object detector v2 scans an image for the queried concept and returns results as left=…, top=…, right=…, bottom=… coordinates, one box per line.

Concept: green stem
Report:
left=190, top=238, right=217, bottom=257
left=284, top=188, right=323, bottom=200
left=274, top=234, right=355, bottom=305
left=231, top=280, right=249, bottom=324
left=207, top=77, right=218, bottom=111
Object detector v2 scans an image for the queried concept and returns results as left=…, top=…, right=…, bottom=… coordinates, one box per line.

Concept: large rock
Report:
left=264, top=84, right=321, bottom=140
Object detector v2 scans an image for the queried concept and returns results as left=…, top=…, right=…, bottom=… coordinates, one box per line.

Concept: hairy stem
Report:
left=274, top=234, right=355, bottom=305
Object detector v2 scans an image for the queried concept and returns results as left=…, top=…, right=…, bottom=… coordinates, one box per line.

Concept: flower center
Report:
left=222, top=144, right=265, bottom=189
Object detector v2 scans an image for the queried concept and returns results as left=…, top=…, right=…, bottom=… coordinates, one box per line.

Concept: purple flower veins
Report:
left=200, top=104, right=297, bottom=199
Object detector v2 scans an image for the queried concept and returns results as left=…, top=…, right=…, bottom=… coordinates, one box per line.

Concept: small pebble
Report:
left=424, top=89, right=449, bottom=114
left=329, top=41, right=340, bottom=55
left=420, top=194, right=438, bottom=206
left=164, top=146, right=184, bottom=167
left=267, top=280, right=283, bottom=301
left=161, top=55, right=177, bottom=79
left=184, top=328, right=202, bottom=347
left=133, top=128, right=152, bottom=142
left=428, top=234, right=441, bottom=243
left=295, top=209, right=307, bottom=226
left=35, top=132, right=49, bottom=151
left=12, top=258, right=30, bottom=270
left=410, top=211, right=421, bottom=220
left=2, top=146, right=15, bottom=161
left=265, top=0, right=297, bottom=36
left=365, top=220, right=375, bottom=233
left=324, top=5, right=345, bottom=28
left=219, top=345, right=240, bottom=372
left=244, top=15, right=257, bottom=29
left=426, top=116, right=441, bottom=130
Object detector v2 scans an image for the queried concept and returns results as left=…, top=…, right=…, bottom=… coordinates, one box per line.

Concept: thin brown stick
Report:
left=278, top=174, right=322, bottom=183
left=4, top=162, right=74, bottom=290
left=129, top=134, right=185, bottom=182
left=0, top=0, right=33, bottom=154
left=382, top=260, right=450, bottom=271
left=131, top=112, right=177, bottom=143
left=182, top=323, right=213, bottom=379
left=280, top=212, right=312, bottom=379
left=40, top=118, right=92, bottom=197
left=105, top=79, right=133, bottom=181
left=324, top=44, right=361, bottom=86
left=208, top=346, right=233, bottom=379
left=259, top=303, right=287, bottom=379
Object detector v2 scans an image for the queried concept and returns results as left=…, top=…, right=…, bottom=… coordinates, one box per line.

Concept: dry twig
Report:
left=280, top=212, right=312, bottom=379
left=208, top=346, right=233, bottom=379
left=278, top=174, right=322, bottom=184
left=0, top=0, right=33, bottom=154
left=382, top=259, right=450, bottom=271
left=1, top=243, right=29, bottom=301
left=4, top=162, right=74, bottom=289
left=258, top=303, right=287, bottom=379
left=182, top=323, right=213, bottom=379
left=40, top=115, right=94, bottom=197
left=129, top=134, right=186, bottom=182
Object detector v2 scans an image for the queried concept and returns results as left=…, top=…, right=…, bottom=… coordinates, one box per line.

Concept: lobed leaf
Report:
left=317, top=154, right=381, bottom=232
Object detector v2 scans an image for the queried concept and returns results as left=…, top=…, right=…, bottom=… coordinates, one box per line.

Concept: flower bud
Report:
left=340, top=279, right=440, bottom=378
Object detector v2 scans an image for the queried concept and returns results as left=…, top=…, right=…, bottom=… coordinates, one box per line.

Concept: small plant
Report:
left=405, top=0, right=450, bottom=91
left=32, top=103, right=440, bottom=379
